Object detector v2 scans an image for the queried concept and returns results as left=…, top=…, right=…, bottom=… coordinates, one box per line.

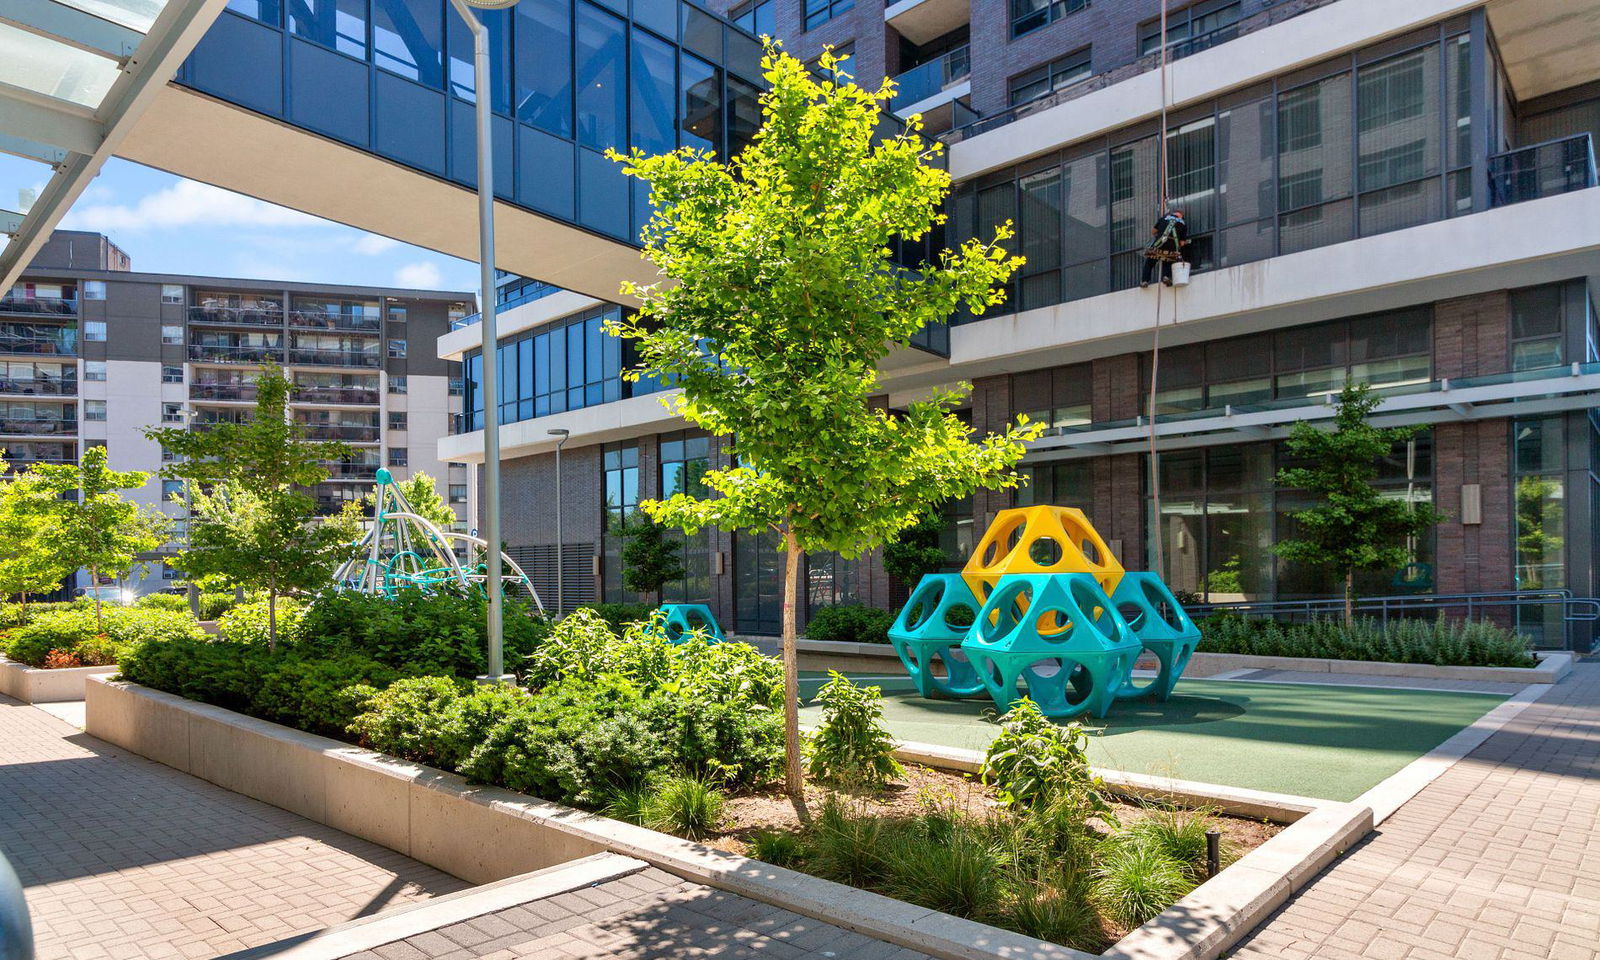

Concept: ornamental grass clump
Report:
left=805, top=672, right=903, bottom=789
left=1091, top=837, right=1193, bottom=928
left=1198, top=614, right=1535, bottom=667
left=641, top=772, right=727, bottom=840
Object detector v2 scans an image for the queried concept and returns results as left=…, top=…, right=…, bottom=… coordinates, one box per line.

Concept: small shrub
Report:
left=42, top=649, right=82, bottom=670
left=198, top=592, right=239, bottom=621
left=299, top=588, right=548, bottom=677
left=347, top=676, right=465, bottom=765
left=6, top=608, right=204, bottom=668
left=982, top=698, right=1112, bottom=819
left=1004, top=868, right=1102, bottom=949
left=218, top=598, right=305, bottom=646
left=805, top=672, right=902, bottom=788
left=119, top=633, right=268, bottom=711
left=1092, top=839, right=1192, bottom=928
left=1124, top=809, right=1220, bottom=881
left=135, top=593, right=190, bottom=612
left=641, top=772, right=727, bottom=840
left=881, top=816, right=1005, bottom=922
left=805, top=603, right=895, bottom=645
left=249, top=654, right=402, bottom=737
left=577, top=602, right=654, bottom=634
left=746, top=829, right=806, bottom=867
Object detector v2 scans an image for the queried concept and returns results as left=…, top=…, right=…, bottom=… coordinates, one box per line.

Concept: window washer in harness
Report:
left=1141, top=208, right=1190, bottom=288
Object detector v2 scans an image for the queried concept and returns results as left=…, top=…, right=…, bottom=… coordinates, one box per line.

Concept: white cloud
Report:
left=353, top=234, right=401, bottom=255
left=394, top=261, right=443, bottom=288
left=61, top=179, right=322, bottom=232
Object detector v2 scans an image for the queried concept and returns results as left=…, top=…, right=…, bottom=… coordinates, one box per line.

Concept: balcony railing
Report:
left=190, top=419, right=252, bottom=432
left=0, top=417, right=76, bottom=436
left=450, top=280, right=562, bottom=330
left=0, top=377, right=76, bottom=396
left=0, top=335, right=77, bottom=357
left=187, top=306, right=284, bottom=326
left=288, top=310, right=383, bottom=333
left=1489, top=134, right=1598, bottom=208
left=292, top=385, right=380, bottom=404
left=298, top=423, right=381, bottom=442
left=190, top=382, right=259, bottom=401
left=289, top=348, right=382, bottom=368
left=188, top=344, right=284, bottom=364
left=3, top=455, right=75, bottom=472
left=0, top=296, right=76, bottom=318
left=889, top=46, right=970, bottom=113
left=319, top=460, right=381, bottom=479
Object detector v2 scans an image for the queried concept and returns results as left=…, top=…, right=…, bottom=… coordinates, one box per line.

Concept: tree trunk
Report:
left=90, top=564, right=104, bottom=633
left=268, top=581, right=278, bottom=652
left=1343, top=569, right=1354, bottom=627
left=780, top=528, right=809, bottom=821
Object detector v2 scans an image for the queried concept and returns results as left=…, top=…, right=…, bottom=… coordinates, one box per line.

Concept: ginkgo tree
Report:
left=0, top=453, right=74, bottom=613
left=608, top=46, right=1041, bottom=806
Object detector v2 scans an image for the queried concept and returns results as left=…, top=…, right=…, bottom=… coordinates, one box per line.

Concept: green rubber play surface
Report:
left=797, top=672, right=1506, bottom=802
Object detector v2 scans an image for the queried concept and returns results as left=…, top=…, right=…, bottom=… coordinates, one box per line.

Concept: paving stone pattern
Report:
left=339, top=867, right=936, bottom=960
left=0, top=694, right=468, bottom=959
left=1231, top=661, right=1600, bottom=960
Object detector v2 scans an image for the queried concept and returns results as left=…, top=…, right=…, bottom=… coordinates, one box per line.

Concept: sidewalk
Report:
left=1230, top=661, right=1600, bottom=960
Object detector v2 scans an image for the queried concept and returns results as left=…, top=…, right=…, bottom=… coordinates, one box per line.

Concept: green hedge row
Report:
left=2, top=608, right=206, bottom=668
left=1197, top=614, right=1537, bottom=668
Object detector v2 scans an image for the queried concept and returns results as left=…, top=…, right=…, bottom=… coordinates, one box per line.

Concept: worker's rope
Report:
left=1146, top=0, right=1172, bottom=580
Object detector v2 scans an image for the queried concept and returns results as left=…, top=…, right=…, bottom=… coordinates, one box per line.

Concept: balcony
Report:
left=1489, top=134, right=1598, bottom=208
left=292, top=385, right=380, bottom=405
left=3, top=455, right=75, bottom=473
left=190, top=382, right=259, bottom=402
left=450, top=280, right=562, bottom=330
left=188, top=345, right=285, bottom=364
left=0, top=376, right=76, bottom=396
left=288, top=349, right=382, bottom=368
left=187, top=306, right=284, bottom=327
left=883, top=0, right=970, bottom=46
left=319, top=460, right=381, bottom=479
left=298, top=423, right=381, bottom=442
left=0, top=296, right=76, bottom=318
left=0, top=417, right=77, bottom=436
left=0, top=335, right=77, bottom=357
left=189, top=419, right=251, bottom=432
left=289, top=310, right=383, bottom=333
left=889, top=46, right=970, bottom=117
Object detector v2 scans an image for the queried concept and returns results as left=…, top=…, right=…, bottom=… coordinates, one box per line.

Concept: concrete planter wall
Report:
left=85, top=676, right=1372, bottom=960
left=0, top=656, right=117, bottom=703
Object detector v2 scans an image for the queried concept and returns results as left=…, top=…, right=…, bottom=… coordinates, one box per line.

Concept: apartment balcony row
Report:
left=289, top=348, right=382, bottom=369
left=189, top=382, right=259, bottom=401
left=187, top=306, right=284, bottom=327
left=187, top=345, right=282, bottom=364
left=287, top=310, right=382, bottom=334
left=0, top=417, right=77, bottom=437
left=0, top=296, right=76, bottom=319
left=297, top=423, right=380, bottom=443
left=318, top=460, right=381, bottom=479
left=3, top=456, right=75, bottom=473
left=187, top=345, right=383, bottom=368
left=0, top=336, right=76, bottom=357
left=291, top=385, right=381, bottom=405
left=0, top=376, right=75, bottom=397
left=889, top=45, right=970, bottom=119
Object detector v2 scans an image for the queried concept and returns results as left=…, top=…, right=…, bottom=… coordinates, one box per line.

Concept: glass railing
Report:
left=188, top=344, right=284, bottom=363
left=288, top=310, right=383, bottom=333
left=188, top=306, right=283, bottom=326
left=0, top=377, right=76, bottom=396
left=450, top=280, right=563, bottom=330
left=319, top=460, right=381, bottom=479
left=190, top=382, right=259, bottom=401
left=3, top=455, right=75, bottom=472
left=190, top=419, right=252, bottom=432
left=908, top=319, right=949, bottom=357
left=1489, top=134, right=1598, bottom=208
left=889, top=46, right=971, bottom=113
left=0, top=417, right=77, bottom=436
left=0, top=335, right=77, bottom=356
left=288, top=348, right=382, bottom=368
left=0, top=296, right=76, bottom=317
left=298, top=423, right=381, bottom=442
left=292, top=385, right=380, bottom=404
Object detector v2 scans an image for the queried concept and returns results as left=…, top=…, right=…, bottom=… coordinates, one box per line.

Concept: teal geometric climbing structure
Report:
left=960, top=572, right=1142, bottom=719
left=1110, top=573, right=1201, bottom=702
left=887, top=574, right=987, bottom=699
left=652, top=603, right=725, bottom=643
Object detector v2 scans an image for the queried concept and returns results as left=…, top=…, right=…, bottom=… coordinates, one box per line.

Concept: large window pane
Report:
left=727, top=75, right=762, bottom=157
left=515, top=0, right=572, bottom=135
left=291, top=0, right=368, bottom=58
left=680, top=53, right=721, bottom=156
left=1018, top=167, right=1062, bottom=311
left=631, top=29, right=677, bottom=155
left=449, top=8, right=511, bottom=112
left=1217, top=94, right=1273, bottom=227
left=374, top=0, right=444, bottom=86
left=575, top=2, right=626, bottom=149
left=1167, top=117, right=1216, bottom=236
left=1060, top=150, right=1107, bottom=265
left=1278, top=73, right=1352, bottom=210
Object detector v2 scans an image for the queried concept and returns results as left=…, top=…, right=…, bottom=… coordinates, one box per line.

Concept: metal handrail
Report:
left=1488, top=133, right=1597, bottom=207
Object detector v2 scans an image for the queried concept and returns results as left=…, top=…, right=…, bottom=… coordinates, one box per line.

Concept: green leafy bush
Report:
left=249, top=654, right=402, bottom=737
left=198, top=591, right=240, bottom=621
left=119, top=634, right=269, bottom=711
left=576, top=602, right=654, bottom=634
left=0, top=600, right=93, bottom=631
left=1197, top=614, right=1535, bottom=668
left=804, top=603, right=895, bottom=645
left=218, top=598, right=306, bottom=646
left=981, top=698, right=1112, bottom=820
left=5, top=608, right=205, bottom=668
left=135, top=592, right=190, bottom=611
left=805, top=672, right=902, bottom=788
left=347, top=676, right=467, bottom=766
left=297, top=588, right=549, bottom=676
left=641, top=772, right=727, bottom=840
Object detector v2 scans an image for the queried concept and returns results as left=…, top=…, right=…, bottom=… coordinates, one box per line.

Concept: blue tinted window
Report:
left=575, top=2, right=626, bottom=149
left=374, top=0, right=444, bottom=86
left=227, top=0, right=281, bottom=25
left=680, top=53, right=719, bottom=155
left=291, top=0, right=367, bottom=57
left=515, top=0, right=572, bottom=135
left=448, top=8, right=511, bottom=113
left=631, top=29, right=677, bottom=155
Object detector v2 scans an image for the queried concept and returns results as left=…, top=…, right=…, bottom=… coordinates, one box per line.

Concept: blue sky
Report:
left=4, top=157, right=480, bottom=295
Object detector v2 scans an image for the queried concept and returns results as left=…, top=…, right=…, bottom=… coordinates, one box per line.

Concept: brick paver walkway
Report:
left=0, top=695, right=468, bottom=959
left=1231, top=661, right=1600, bottom=960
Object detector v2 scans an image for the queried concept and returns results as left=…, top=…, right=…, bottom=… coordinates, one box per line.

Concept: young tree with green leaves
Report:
left=0, top=453, right=74, bottom=613
left=26, top=446, right=168, bottom=630
left=367, top=471, right=458, bottom=531
left=1275, top=382, right=1444, bottom=624
left=608, top=47, right=1041, bottom=805
left=143, top=366, right=359, bottom=647
left=619, top=511, right=686, bottom=604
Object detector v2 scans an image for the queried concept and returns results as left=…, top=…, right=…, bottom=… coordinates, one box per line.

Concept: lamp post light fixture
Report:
left=547, top=428, right=570, bottom=615
left=449, top=0, right=520, bottom=682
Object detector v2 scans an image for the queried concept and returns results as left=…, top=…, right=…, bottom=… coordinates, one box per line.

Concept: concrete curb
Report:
left=0, top=657, right=117, bottom=703
left=85, top=678, right=1371, bottom=960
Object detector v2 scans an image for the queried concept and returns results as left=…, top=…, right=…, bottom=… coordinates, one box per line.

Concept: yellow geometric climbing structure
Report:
left=961, top=505, right=1124, bottom=605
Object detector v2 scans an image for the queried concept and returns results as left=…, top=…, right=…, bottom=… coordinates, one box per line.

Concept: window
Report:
left=731, top=0, right=774, bottom=35
left=389, top=375, right=408, bottom=394
left=448, top=375, right=464, bottom=396
left=601, top=442, right=639, bottom=601
left=575, top=2, right=626, bottom=150
left=463, top=306, right=633, bottom=429
left=388, top=412, right=408, bottom=431
left=162, top=402, right=184, bottom=423
left=83, top=399, right=106, bottom=421
left=1009, top=48, right=1091, bottom=107
left=161, top=325, right=183, bottom=344
left=83, top=321, right=106, bottom=341
left=292, top=0, right=368, bottom=58
left=514, top=0, right=573, bottom=136
left=82, top=281, right=106, bottom=300
left=1511, top=285, right=1565, bottom=371
left=162, top=479, right=185, bottom=502
left=387, top=304, right=407, bottom=323
left=161, top=444, right=175, bottom=462
left=373, top=0, right=443, bottom=86
left=161, top=565, right=179, bottom=580
left=388, top=447, right=408, bottom=467
left=803, top=0, right=851, bottom=31
left=161, top=285, right=184, bottom=304
left=1138, top=1, right=1240, bottom=59
left=1011, top=0, right=1089, bottom=40
left=681, top=53, right=722, bottom=156
left=388, top=339, right=407, bottom=358
left=84, top=360, right=106, bottom=382
left=449, top=483, right=468, bottom=503
left=161, top=365, right=183, bottom=384
left=1512, top=417, right=1565, bottom=596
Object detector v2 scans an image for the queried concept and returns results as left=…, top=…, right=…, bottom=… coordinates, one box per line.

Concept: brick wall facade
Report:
left=1434, top=290, right=1510, bottom=379
left=1432, top=420, right=1515, bottom=596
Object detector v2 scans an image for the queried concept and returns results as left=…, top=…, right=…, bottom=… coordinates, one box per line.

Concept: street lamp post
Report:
left=547, top=428, right=569, bottom=614
left=449, top=0, right=519, bottom=682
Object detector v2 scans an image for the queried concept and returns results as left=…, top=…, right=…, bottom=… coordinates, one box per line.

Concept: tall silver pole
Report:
left=552, top=432, right=566, bottom=614
left=450, top=0, right=505, bottom=679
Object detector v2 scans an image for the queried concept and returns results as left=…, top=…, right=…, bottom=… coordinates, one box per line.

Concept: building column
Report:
left=1433, top=419, right=1514, bottom=596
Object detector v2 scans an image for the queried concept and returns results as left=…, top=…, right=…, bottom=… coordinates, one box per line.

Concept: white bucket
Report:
left=1170, top=261, right=1192, bottom=285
